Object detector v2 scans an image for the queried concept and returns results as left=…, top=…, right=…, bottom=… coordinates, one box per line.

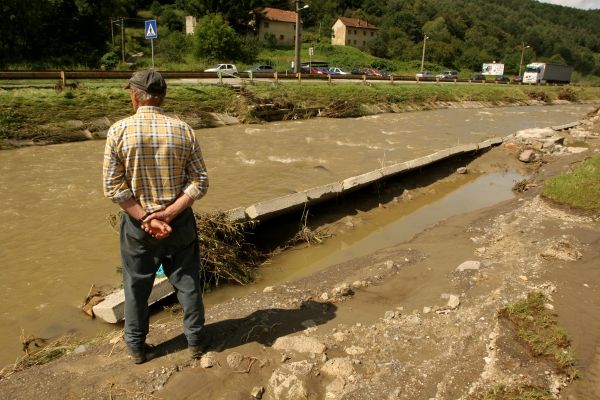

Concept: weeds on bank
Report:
left=498, top=292, right=578, bottom=380
left=0, top=330, right=117, bottom=380
left=543, top=155, right=600, bottom=210
left=482, top=384, right=554, bottom=400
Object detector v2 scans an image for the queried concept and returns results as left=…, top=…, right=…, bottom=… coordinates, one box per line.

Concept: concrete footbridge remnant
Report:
left=93, top=137, right=504, bottom=323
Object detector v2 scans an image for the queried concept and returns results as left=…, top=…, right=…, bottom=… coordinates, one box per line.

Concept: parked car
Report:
left=495, top=76, right=510, bottom=82
left=415, top=70, right=433, bottom=78
left=244, top=65, right=275, bottom=73
left=204, top=64, right=238, bottom=76
left=436, top=70, right=458, bottom=79
left=471, top=73, right=486, bottom=81
left=328, top=67, right=350, bottom=75
left=513, top=75, right=523, bottom=82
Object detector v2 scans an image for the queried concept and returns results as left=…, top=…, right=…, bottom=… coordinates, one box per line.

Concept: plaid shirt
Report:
left=103, top=106, right=208, bottom=212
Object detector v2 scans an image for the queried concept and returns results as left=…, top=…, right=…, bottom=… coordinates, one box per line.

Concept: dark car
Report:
left=437, top=70, right=459, bottom=79
left=471, top=74, right=486, bottom=81
left=244, top=65, right=275, bottom=73
left=513, top=75, right=523, bottom=82
left=495, top=76, right=510, bottom=83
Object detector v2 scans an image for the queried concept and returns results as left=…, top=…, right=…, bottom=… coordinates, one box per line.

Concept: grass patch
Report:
left=499, top=292, right=577, bottom=380
left=482, top=384, right=554, bottom=400
left=542, top=155, right=600, bottom=210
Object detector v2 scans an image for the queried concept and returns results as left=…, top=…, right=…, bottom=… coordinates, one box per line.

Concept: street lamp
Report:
left=294, top=1, right=309, bottom=74
left=420, top=34, right=429, bottom=72
left=518, top=42, right=530, bottom=77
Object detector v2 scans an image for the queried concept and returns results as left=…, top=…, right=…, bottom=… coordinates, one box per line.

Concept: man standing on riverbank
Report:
left=103, top=70, right=209, bottom=364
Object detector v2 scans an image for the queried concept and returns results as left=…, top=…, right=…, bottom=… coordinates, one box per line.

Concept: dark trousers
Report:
left=119, top=207, right=204, bottom=352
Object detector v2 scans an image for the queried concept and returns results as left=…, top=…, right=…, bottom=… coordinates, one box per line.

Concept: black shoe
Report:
left=128, top=344, right=154, bottom=364
left=189, top=345, right=204, bottom=360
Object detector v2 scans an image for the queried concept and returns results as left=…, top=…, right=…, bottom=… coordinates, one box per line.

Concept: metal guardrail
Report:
left=0, top=70, right=555, bottom=86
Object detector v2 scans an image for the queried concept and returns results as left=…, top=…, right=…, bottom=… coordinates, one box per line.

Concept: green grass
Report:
left=543, top=155, right=600, bottom=210
left=482, top=384, right=554, bottom=400
left=499, top=292, right=578, bottom=379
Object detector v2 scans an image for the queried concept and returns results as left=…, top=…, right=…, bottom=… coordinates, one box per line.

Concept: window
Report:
left=371, top=31, right=374, bottom=37
left=263, top=22, right=269, bottom=28
left=363, top=41, right=366, bottom=46
left=363, top=31, right=366, bottom=36
left=354, top=29, right=357, bottom=34
left=353, top=39, right=356, bottom=45
left=280, top=35, right=284, bottom=40
left=347, top=39, right=351, bottom=44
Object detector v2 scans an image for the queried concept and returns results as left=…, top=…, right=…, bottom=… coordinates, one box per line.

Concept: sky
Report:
left=538, top=0, right=600, bottom=9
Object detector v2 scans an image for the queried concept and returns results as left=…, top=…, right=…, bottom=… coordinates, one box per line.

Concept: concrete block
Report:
left=245, top=192, right=308, bottom=220
left=304, top=182, right=343, bottom=201
left=225, top=207, right=248, bottom=222
left=93, top=277, right=174, bottom=323
left=342, top=169, right=384, bottom=191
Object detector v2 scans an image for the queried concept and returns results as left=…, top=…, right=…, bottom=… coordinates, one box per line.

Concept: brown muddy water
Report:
left=0, top=104, right=594, bottom=366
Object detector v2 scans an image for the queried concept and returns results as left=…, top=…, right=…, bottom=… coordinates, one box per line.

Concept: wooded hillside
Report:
left=1, top=0, right=598, bottom=76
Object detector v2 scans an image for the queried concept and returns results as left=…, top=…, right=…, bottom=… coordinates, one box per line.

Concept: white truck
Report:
left=522, top=62, right=573, bottom=84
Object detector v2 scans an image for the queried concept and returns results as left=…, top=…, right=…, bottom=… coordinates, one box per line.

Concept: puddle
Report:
left=204, top=170, right=523, bottom=306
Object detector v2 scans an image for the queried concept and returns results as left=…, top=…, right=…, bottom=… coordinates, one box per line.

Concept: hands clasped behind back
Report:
left=141, top=215, right=172, bottom=240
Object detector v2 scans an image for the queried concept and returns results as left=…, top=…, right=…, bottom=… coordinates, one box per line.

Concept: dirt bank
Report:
left=0, top=112, right=599, bottom=400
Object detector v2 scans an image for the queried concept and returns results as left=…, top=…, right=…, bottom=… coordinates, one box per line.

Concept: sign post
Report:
left=145, top=20, right=158, bottom=69
left=308, top=47, right=314, bottom=69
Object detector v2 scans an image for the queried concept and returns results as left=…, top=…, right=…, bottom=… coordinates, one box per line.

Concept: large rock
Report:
left=267, top=361, right=314, bottom=400
left=321, top=357, right=354, bottom=378
left=456, top=260, right=481, bottom=272
left=272, top=335, right=326, bottom=354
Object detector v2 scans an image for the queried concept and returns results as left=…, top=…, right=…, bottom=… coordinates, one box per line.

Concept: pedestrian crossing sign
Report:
left=145, top=20, right=158, bottom=39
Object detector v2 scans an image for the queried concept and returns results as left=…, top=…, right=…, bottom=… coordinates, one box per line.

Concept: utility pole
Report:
left=121, top=17, right=125, bottom=64
left=293, top=1, right=309, bottom=74
left=110, top=18, right=115, bottom=47
left=518, top=42, right=530, bottom=77
left=420, top=34, right=429, bottom=72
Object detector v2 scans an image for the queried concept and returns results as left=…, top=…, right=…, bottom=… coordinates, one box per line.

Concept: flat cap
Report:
left=126, top=70, right=167, bottom=96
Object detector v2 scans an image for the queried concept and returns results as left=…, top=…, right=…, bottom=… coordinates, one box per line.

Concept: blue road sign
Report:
left=145, top=20, right=158, bottom=39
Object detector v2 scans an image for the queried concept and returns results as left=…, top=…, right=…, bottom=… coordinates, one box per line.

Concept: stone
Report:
left=321, top=357, right=355, bottom=378
left=423, top=307, right=432, bottom=314
left=73, top=345, right=87, bottom=354
left=447, top=295, right=460, bottom=309
left=345, top=346, right=365, bottom=355
left=320, top=292, right=330, bottom=301
left=226, top=352, right=245, bottom=369
left=263, top=286, right=274, bottom=293
left=456, top=260, right=481, bottom=272
left=519, top=149, right=535, bottom=163
left=200, top=352, right=218, bottom=368
left=268, top=368, right=308, bottom=400
left=333, top=332, right=346, bottom=342
left=456, top=166, right=468, bottom=174
left=251, top=386, right=265, bottom=399
left=332, top=284, right=354, bottom=297
left=301, top=320, right=317, bottom=329
left=272, top=335, right=326, bottom=354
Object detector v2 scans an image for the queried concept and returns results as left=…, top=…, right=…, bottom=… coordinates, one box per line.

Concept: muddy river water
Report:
left=0, top=104, right=594, bottom=366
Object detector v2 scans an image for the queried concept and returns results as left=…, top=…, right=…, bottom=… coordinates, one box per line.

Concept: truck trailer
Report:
left=522, top=62, right=573, bottom=84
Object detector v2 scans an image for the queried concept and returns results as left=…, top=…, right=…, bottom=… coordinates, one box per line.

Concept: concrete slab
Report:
left=304, top=182, right=343, bottom=201
left=93, top=277, right=174, bottom=323
left=245, top=192, right=309, bottom=220
left=342, top=169, right=384, bottom=191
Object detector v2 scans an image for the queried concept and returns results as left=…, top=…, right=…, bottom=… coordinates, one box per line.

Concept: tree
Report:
left=193, top=13, right=241, bottom=61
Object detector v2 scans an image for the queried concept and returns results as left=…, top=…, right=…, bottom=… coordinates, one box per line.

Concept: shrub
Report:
left=557, top=87, right=578, bottom=102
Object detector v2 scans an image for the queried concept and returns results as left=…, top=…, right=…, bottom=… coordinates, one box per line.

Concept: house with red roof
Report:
left=331, top=17, right=379, bottom=51
left=258, top=7, right=299, bottom=46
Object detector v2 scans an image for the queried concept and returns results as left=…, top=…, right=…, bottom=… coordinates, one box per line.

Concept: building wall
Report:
left=185, top=16, right=196, bottom=35
left=259, top=20, right=296, bottom=46
left=331, top=19, right=347, bottom=46
left=331, top=19, right=377, bottom=51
